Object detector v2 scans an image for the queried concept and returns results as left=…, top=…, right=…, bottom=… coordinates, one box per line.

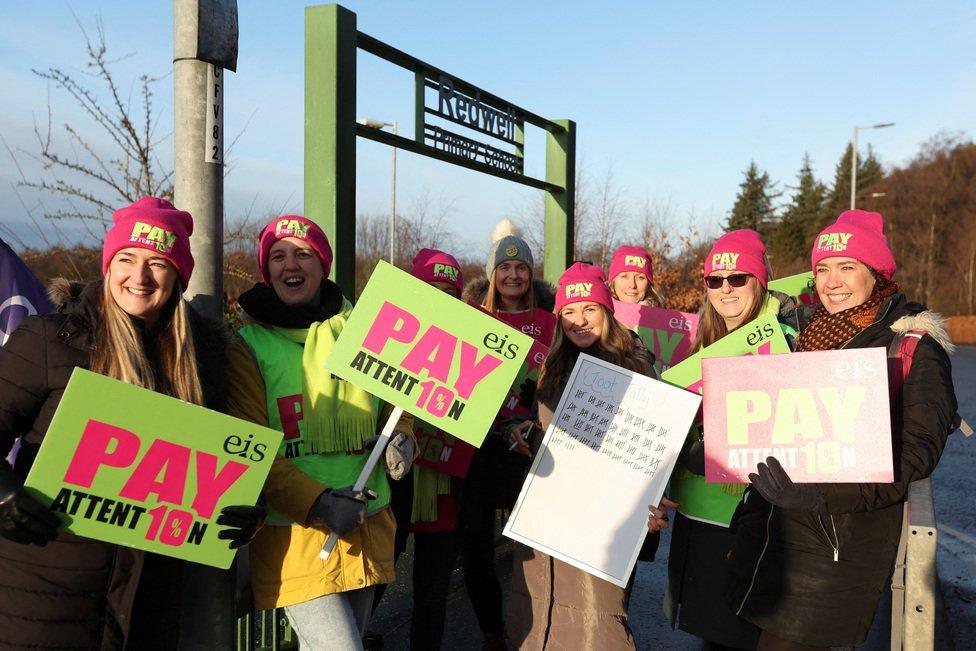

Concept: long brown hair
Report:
left=90, top=276, right=204, bottom=405
left=537, top=305, right=646, bottom=406
left=691, top=283, right=768, bottom=354
left=483, top=264, right=536, bottom=313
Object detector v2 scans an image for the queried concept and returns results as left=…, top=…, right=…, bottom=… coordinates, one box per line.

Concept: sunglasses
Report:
left=703, top=274, right=752, bottom=289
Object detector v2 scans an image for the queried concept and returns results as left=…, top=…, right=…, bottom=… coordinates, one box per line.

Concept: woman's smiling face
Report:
left=704, top=272, right=760, bottom=330
left=559, top=301, right=606, bottom=349
left=814, top=257, right=876, bottom=314
left=267, top=237, right=325, bottom=307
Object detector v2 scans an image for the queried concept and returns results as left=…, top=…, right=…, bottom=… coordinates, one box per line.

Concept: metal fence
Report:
left=890, top=478, right=938, bottom=650
left=236, top=609, right=297, bottom=651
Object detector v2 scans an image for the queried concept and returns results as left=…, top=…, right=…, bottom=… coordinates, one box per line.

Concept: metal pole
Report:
left=543, top=120, right=577, bottom=285
left=174, top=5, right=223, bottom=318
left=305, top=4, right=358, bottom=299
left=391, top=120, right=397, bottom=264
left=850, top=127, right=859, bottom=210
left=173, top=1, right=235, bottom=648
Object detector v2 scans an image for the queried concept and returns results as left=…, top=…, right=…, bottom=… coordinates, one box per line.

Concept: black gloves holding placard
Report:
left=0, top=468, right=61, bottom=546
left=216, top=503, right=267, bottom=549
left=749, top=456, right=826, bottom=512
left=306, top=487, right=377, bottom=536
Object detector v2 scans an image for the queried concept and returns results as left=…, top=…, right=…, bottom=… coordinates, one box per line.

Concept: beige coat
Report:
left=506, top=403, right=637, bottom=651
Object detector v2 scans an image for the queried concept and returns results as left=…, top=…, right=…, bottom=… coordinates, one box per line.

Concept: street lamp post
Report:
left=851, top=122, right=894, bottom=209
left=358, top=118, right=398, bottom=263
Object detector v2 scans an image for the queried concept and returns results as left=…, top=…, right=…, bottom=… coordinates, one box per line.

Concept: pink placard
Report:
left=612, top=301, right=699, bottom=372
left=413, top=426, right=476, bottom=477
left=497, top=339, right=549, bottom=421
left=702, top=348, right=894, bottom=483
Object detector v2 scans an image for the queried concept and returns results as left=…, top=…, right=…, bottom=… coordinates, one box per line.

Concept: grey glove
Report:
left=748, top=457, right=826, bottom=512
left=384, top=432, right=415, bottom=481
left=306, top=487, right=377, bottom=535
left=363, top=432, right=415, bottom=481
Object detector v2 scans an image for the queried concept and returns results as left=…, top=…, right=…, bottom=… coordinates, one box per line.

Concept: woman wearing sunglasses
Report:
left=665, top=229, right=795, bottom=651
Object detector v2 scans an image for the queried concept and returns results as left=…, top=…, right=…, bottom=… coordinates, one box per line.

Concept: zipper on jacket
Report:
left=818, top=515, right=840, bottom=562
left=736, top=504, right=774, bottom=616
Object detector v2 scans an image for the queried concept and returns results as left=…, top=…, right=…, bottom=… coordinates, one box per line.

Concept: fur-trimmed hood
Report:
left=890, top=311, right=955, bottom=354
left=461, top=277, right=555, bottom=312
left=44, top=278, right=233, bottom=410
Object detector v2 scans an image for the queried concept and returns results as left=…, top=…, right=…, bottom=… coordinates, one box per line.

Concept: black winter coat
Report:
left=726, top=293, right=958, bottom=647
left=0, top=281, right=231, bottom=650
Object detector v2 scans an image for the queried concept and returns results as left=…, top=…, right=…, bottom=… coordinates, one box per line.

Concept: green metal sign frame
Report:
left=305, top=4, right=576, bottom=297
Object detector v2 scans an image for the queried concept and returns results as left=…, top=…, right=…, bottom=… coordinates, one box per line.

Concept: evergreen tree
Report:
left=823, top=143, right=884, bottom=227
left=772, top=154, right=827, bottom=271
left=725, top=161, right=780, bottom=238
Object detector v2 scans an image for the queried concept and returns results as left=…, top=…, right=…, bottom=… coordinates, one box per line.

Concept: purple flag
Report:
left=0, top=237, right=52, bottom=346
left=1, top=238, right=52, bottom=467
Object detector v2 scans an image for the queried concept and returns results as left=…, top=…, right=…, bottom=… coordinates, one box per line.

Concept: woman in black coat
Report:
left=0, top=197, right=264, bottom=649
left=726, top=210, right=958, bottom=650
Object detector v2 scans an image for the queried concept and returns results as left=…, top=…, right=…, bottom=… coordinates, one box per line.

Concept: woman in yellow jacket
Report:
left=237, top=216, right=414, bottom=650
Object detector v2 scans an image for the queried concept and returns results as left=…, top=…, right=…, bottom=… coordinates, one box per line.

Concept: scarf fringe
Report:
left=412, top=466, right=452, bottom=523
left=303, top=414, right=377, bottom=454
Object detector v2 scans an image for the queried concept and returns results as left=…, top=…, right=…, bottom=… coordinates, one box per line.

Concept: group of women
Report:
left=0, top=198, right=958, bottom=651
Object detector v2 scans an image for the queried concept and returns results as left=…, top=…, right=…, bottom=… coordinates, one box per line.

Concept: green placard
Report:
left=24, top=369, right=283, bottom=569
left=769, top=271, right=818, bottom=305
left=661, top=310, right=791, bottom=393
left=324, top=261, right=533, bottom=447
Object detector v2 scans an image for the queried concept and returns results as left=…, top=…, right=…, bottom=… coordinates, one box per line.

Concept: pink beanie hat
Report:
left=258, top=215, right=334, bottom=284
left=811, top=210, right=896, bottom=280
left=102, top=197, right=194, bottom=288
left=410, top=248, right=464, bottom=297
left=703, top=229, right=769, bottom=288
left=608, top=245, right=654, bottom=284
left=555, top=262, right=615, bottom=313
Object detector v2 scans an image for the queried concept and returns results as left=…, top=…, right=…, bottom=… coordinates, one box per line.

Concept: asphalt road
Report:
left=370, top=346, right=976, bottom=650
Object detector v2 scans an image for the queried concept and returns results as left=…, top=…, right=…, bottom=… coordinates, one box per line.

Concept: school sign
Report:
left=304, top=4, right=576, bottom=294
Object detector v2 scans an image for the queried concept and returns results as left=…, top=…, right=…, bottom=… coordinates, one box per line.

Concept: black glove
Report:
left=216, top=503, right=267, bottom=549
left=748, top=457, right=826, bottom=512
left=306, top=487, right=377, bottom=536
left=0, top=469, right=61, bottom=546
left=681, top=439, right=706, bottom=476
left=518, top=378, right=537, bottom=408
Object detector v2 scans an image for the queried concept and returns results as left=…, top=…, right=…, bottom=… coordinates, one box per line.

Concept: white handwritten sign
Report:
left=503, top=353, right=701, bottom=587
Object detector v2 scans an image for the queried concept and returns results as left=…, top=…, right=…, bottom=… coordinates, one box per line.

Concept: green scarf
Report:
left=275, top=303, right=378, bottom=453
left=411, top=464, right=453, bottom=523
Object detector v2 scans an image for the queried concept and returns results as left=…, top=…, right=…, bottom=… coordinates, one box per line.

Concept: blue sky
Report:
left=1, top=1, right=974, bottom=258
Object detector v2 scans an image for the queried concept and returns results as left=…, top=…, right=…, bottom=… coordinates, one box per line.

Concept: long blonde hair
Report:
left=90, top=276, right=204, bottom=405
left=483, top=265, right=536, bottom=313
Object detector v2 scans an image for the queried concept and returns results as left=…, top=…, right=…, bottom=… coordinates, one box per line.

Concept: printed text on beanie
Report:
left=101, top=196, right=195, bottom=289
left=410, top=248, right=464, bottom=296
left=555, top=262, right=614, bottom=313
left=608, top=245, right=654, bottom=284
left=258, top=215, right=334, bottom=284
left=810, top=210, right=896, bottom=280
left=702, top=229, right=769, bottom=288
